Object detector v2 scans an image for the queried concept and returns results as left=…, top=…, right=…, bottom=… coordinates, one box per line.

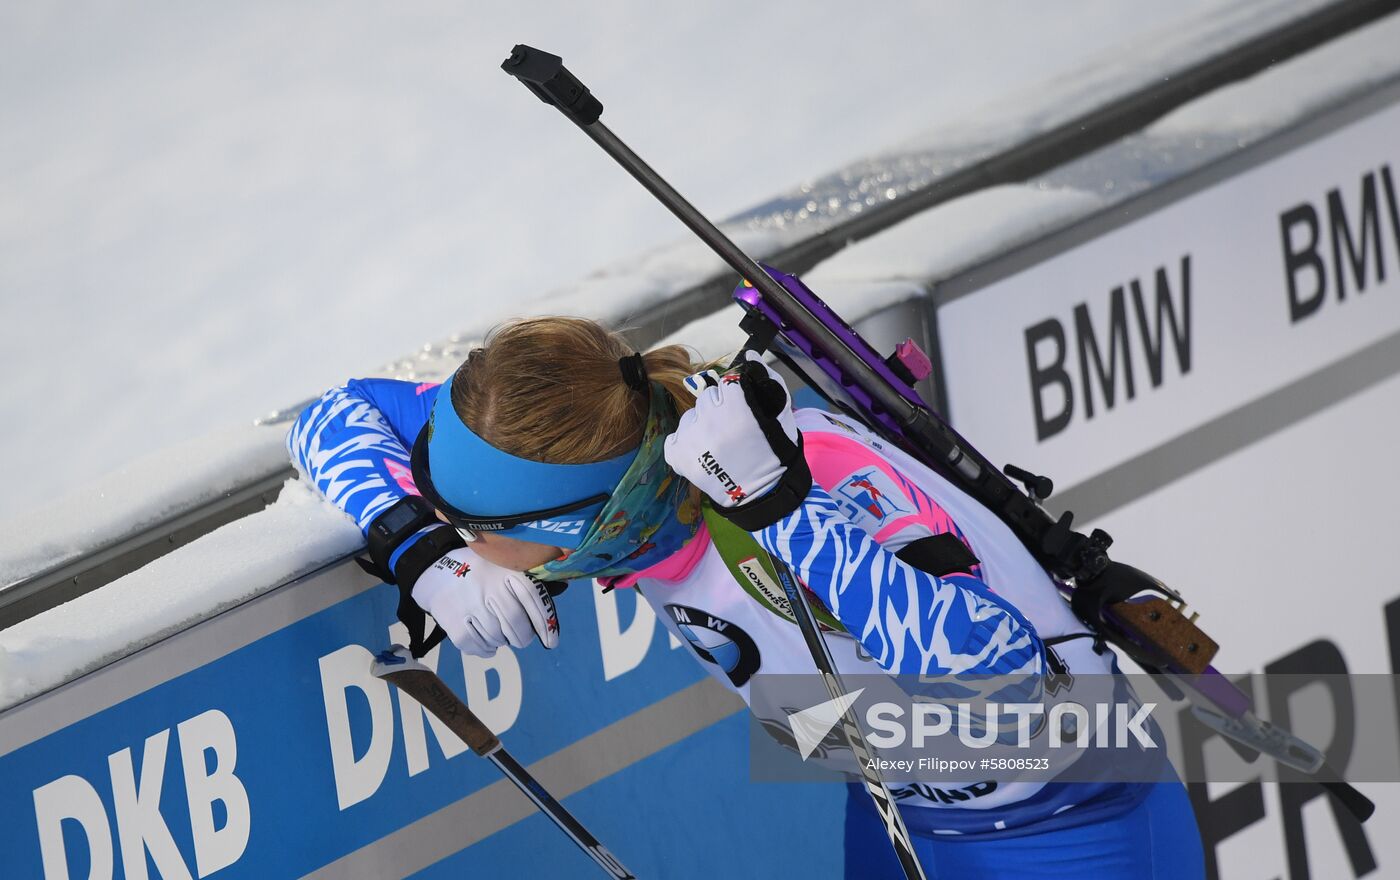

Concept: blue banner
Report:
left=0, top=572, right=844, bottom=878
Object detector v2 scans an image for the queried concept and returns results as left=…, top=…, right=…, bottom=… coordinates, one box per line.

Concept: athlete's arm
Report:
left=664, top=358, right=1043, bottom=677
left=756, top=482, right=1043, bottom=677
left=285, top=378, right=439, bottom=532
left=802, top=422, right=983, bottom=576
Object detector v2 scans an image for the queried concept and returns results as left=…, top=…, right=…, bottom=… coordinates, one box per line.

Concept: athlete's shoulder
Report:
left=792, top=407, right=972, bottom=549
left=794, top=407, right=900, bottom=480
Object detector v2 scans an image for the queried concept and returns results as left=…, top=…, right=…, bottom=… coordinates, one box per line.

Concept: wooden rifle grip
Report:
left=1111, top=597, right=1219, bottom=675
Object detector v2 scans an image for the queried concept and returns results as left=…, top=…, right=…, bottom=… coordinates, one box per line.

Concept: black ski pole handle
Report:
left=502, top=45, right=603, bottom=126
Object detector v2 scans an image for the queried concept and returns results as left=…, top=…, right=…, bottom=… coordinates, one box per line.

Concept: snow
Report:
left=660, top=184, right=1103, bottom=359
left=0, top=479, right=361, bottom=709
left=0, top=422, right=290, bottom=589
left=1149, top=14, right=1400, bottom=137
left=805, top=186, right=1104, bottom=285
left=888, top=0, right=1336, bottom=155
left=2, top=0, right=1330, bottom=527
left=5, top=0, right=1398, bottom=703
left=775, top=12, right=1400, bottom=305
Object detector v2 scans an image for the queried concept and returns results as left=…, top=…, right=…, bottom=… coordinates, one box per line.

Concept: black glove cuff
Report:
left=365, top=495, right=441, bottom=584
left=392, top=525, right=467, bottom=589
left=715, top=434, right=813, bottom=532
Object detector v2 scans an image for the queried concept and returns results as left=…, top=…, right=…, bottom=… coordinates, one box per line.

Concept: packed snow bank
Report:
left=1149, top=13, right=1400, bottom=136
left=659, top=185, right=1101, bottom=364
left=0, top=225, right=786, bottom=592
left=891, top=0, right=1335, bottom=156
left=0, top=423, right=291, bottom=589
left=0, top=479, right=360, bottom=709
left=1042, top=14, right=1400, bottom=203
left=805, top=186, right=1104, bottom=286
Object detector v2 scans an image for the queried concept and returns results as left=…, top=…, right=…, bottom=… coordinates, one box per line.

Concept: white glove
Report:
left=663, top=351, right=800, bottom=509
left=410, top=546, right=560, bottom=657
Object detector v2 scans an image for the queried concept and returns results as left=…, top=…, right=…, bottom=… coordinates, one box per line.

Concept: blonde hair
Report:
left=450, top=316, right=703, bottom=464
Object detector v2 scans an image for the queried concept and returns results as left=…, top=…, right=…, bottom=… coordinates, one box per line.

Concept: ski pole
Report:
left=768, top=552, right=930, bottom=879
left=724, top=353, right=931, bottom=877
left=372, top=646, right=637, bottom=879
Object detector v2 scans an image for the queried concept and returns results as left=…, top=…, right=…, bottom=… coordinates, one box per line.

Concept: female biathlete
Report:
left=287, top=316, right=1205, bottom=878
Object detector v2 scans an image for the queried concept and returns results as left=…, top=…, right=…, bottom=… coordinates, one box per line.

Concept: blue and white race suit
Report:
left=288, top=378, right=1171, bottom=842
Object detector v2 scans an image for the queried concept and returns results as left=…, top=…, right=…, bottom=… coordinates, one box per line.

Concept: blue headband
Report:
left=423, top=374, right=639, bottom=548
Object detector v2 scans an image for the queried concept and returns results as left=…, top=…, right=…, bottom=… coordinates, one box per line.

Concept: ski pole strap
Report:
left=357, top=525, right=465, bottom=658
left=701, top=502, right=846, bottom=633
left=356, top=554, right=448, bottom=658
left=396, top=584, right=450, bottom=659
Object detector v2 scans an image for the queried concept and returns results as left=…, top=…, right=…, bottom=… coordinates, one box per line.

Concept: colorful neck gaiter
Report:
left=529, top=385, right=702, bottom=582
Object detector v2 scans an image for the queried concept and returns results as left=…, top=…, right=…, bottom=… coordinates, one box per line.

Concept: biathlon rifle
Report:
left=500, top=43, right=1374, bottom=823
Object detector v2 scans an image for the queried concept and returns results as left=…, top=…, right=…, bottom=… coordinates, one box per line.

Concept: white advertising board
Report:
left=939, top=96, right=1400, bottom=491
left=936, top=88, right=1400, bottom=880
